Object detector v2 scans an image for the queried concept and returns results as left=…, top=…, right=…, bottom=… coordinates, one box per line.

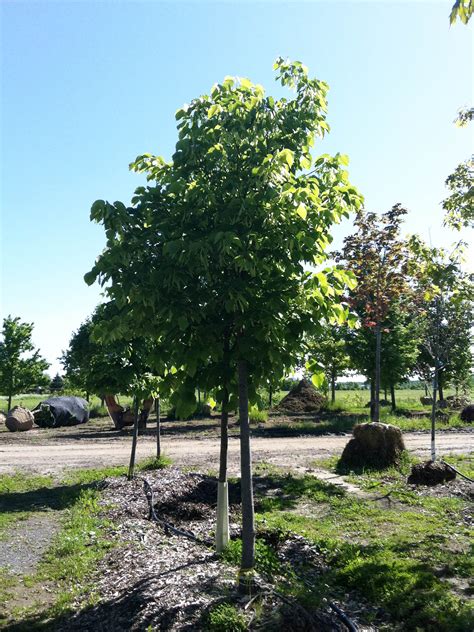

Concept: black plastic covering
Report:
left=33, top=396, right=89, bottom=428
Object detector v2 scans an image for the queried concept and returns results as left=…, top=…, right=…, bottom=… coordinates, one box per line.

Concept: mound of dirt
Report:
left=407, top=461, right=456, bottom=486
left=276, top=379, right=327, bottom=414
left=338, top=422, right=405, bottom=469
left=460, top=404, right=474, bottom=423
left=5, top=406, right=34, bottom=432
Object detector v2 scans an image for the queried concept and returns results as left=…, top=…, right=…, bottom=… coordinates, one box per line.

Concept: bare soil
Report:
left=0, top=430, right=472, bottom=475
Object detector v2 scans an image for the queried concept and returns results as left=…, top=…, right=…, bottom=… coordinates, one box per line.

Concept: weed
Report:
left=205, top=603, right=247, bottom=632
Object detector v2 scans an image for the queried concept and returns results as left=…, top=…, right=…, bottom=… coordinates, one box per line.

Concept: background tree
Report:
left=307, top=325, right=350, bottom=404
left=408, top=236, right=473, bottom=458
left=49, top=373, right=65, bottom=394
left=337, top=205, right=408, bottom=422
left=86, top=58, right=362, bottom=579
left=442, top=156, right=473, bottom=230
left=0, top=315, right=50, bottom=411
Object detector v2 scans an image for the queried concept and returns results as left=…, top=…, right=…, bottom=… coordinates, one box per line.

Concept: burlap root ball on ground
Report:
left=460, top=404, right=474, bottom=423
left=5, top=406, right=34, bottom=432
left=0, top=412, right=6, bottom=426
left=407, top=461, right=456, bottom=486
left=276, top=379, right=327, bottom=414
left=338, top=422, right=405, bottom=469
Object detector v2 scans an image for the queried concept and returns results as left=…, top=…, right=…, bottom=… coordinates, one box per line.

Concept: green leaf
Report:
left=296, top=204, right=307, bottom=220
left=311, top=372, right=325, bottom=388
left=84, top=270, right=97, bottom=286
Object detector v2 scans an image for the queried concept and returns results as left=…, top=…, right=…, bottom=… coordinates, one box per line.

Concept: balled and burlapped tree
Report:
left=337, top=205, right=409, bottom=422
left=85, top=58, right=362, bottom=582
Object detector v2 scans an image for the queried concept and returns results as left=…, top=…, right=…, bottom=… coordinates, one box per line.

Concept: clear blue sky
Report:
left=1, top=1, right=472, bottom=375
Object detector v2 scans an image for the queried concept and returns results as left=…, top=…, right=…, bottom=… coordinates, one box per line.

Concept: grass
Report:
left=247, top=461, right=474, bottom=631
left=0, top=455, right=173, bottom=628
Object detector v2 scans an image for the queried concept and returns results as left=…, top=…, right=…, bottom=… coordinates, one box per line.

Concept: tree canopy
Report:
left=0, top=315, right=49, bottom=411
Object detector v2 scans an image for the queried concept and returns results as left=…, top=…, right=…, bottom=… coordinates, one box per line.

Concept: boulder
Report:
left=460, top=404, right=474, bottom=423
left=407, top=461, right=456, bottom=486
left=5, top=406, right=34, bottom=432
left=338, top=422, right=405, bottom=469
left=276, top=379, right=327, bottom=414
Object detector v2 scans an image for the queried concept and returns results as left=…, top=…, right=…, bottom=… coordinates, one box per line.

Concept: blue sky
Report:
left=1, top=0, right=472, bottom=374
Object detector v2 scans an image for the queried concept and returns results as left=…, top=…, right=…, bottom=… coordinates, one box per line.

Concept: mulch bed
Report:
left=57, top=468, right=376, bottom=631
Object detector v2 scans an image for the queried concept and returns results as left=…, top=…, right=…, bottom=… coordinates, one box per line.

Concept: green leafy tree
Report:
left=307, top=325, right=350, bottom=403
left=442, top=156, right=474, bottom=230
left=408, top=237, right=473, bottom=458
left=337, top=205, right=408, bottom=421
left=49, top=373, right=64, bottom=393
left=86, top=58, right=362, bottom=578
left=0, top=316, right=50, bottom=411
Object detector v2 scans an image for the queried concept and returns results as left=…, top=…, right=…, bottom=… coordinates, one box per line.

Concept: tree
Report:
left=49, top=373, right=64, bottom=393
left=0, top=316, right=49, bottom=411
left=307, top=325, right=350, bottom=403
left=450, top=0, right=473, bottom=24
left=408, top=236, right=473, bottom=458
left=86, top=58, right=362, bottom=580
left=337, top=205, right=408, bottom=422
left=442, top=157, right=474, bottom=231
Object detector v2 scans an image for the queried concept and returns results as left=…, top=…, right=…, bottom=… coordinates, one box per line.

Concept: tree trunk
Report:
left=100, top=395, right=105, bottom=407
left=238, top=359, right=255, bottom=587
left=331, top=370, right=336, bottom=404
left=268, top=385, right=273, bottom=408
left=370, top=378, right=375, bottom=420
left=128, top=396, right=140, bottom=480
left=438, top=375, right=444, bottom=402
left=155, top=397, right=161, bottom=459
left=424, top=383, right=428, bottom=396
left=7, top=393, right=12, bottom=413
left=373, top=324, right=382, bottom=422
left=197, top=388, right=201, bottom=405
left=216, top=385, right=230, bottom=553
left=390, top=384, right=396, bottom=411
left=431, top=364, right=438, bottom=461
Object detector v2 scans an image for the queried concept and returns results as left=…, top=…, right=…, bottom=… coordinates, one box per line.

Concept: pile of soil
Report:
left=407, top=461, right=456, bottom=486
left=338, top=422, right=405, bottom=469
left=5, top=406, right=34, bottom=432
left=276, top=379, right=327, bottom=414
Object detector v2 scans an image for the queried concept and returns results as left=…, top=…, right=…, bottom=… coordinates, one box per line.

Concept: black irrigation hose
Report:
left=139, top=477, right=358, bottom=631
left=140, top=477, right=213, bottom=546
left=440, top=460, right=474, bottom=483
left=328, top=601, right=359, bottom=632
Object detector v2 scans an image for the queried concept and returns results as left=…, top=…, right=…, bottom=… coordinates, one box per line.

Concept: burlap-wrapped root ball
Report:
left=5, top=406, right=34, bottom=432
left=338, top=422, right=405, bottom=469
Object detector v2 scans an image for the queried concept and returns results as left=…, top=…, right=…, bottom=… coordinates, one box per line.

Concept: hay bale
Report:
left=276, top=379, right=327, bottom=414
left=460, top=404, right=474, bottom=423
left=407, top=461, right=456, bottom=486
left=339, top=422, right=405, bottom=469
left=5, top=406, right=34, bottom=432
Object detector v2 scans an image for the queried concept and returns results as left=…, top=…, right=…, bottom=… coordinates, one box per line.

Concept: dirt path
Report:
left=0, top=432, right=472, bottom=475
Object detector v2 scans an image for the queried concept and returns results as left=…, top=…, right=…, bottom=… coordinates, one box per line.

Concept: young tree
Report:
left=0, top=316, right=49, bottom=411
left=307, top=325, right=350, bottom=404
left=86, top=58, right=362, bottom=579
left=337, top=205, right=408, bottom=421
left=408, top=237, right=473, bottom=458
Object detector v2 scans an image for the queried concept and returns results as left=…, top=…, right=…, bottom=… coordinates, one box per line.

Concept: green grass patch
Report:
left=252, top=467, right=474, bottom=631
left=204, top=602, right=247, bottom=632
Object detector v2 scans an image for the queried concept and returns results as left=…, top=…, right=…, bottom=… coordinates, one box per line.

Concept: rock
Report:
left=407, top=461, right=456, bottom=486
left=5, top=406, right=34, bottom=432
left=460, top=404, right=474, bottom=423
left=338, top=422, right=405, bottom=469
left=420, top=396, right=433, bottom=405
left=276, top=379, right=327, bottom=414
